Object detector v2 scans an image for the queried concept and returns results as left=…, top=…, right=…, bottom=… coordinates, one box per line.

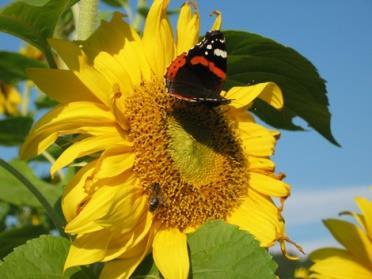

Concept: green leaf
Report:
left=0, top=235, right=81, bottom=278
left=224, top=30, right=339, bottom=146
left=0, top=225, right=47, bottom=259
left=187, top=221, right=277, bottom=279
left=0, top=51, right=45, bottom=84
left=0, top=159, right=63, bottom=208
left=0, top=0, right=78, bottom=67
left=0, top=201, right=10, bottom=222
left=133, top=221, right=277, bottom=278
left=35, top=95, right=58, bottom=109
left=0, top=117, right=33, bottom=146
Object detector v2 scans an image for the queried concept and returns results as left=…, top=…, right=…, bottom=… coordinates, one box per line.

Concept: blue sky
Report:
left=1, top=0, right=371, bottom=254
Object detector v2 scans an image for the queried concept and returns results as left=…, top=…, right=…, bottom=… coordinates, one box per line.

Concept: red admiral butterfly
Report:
left=165, top=30, right=230, bottom=106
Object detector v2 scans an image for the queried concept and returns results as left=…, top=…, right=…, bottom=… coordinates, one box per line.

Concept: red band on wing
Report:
left=165, top=53, right=187, bottom=79
left=190, top=56, right=226, bottom=80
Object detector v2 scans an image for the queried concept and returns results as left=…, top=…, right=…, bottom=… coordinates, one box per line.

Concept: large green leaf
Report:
left=0, top=225, right=47, bottom=259
left=0, top=51, right=45, bottom=84
left=0, top=0, right=77, bottom=66
left=0, top=235, right=81, bottom=278
left=224, top=30, right=339, bottom=146
left=188, top=221, right=277, bottom=279
left=133, top=221, right=277, bottom=279
left=0, top=117, right=33, bottom=146
left=0, top=159, right=63, bottom=208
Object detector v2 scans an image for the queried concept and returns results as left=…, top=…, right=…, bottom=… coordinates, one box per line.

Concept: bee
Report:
left=149, top=183, right=162, bottom=212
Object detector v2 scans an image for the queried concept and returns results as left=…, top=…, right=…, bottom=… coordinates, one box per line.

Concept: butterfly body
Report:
left=165, top=30, right=229, bottom=106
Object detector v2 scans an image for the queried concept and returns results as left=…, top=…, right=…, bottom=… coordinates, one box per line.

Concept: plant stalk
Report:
left=77, top=0, right=99, bottom=40
left=0, top=159, right=66, bottom=236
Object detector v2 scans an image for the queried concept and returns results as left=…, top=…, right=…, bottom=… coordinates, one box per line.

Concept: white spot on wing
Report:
left=206, top=44, right=212, bottom=49
left=205, top=51, right=209, bottom=55
left=213, top=48, right=227, bottom=58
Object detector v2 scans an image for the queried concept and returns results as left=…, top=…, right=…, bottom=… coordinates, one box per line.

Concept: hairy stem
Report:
left=77, top=0, right=99, bottom=40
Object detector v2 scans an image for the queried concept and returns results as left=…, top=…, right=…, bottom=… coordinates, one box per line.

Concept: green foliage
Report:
left=0, top=225, right=48, bottom=259
left=0, top=235, right=82, bottom=278
left=0, top=51, right=45, bottom=84
left=133, top=221, right=277, bottom=279
left=188, top=221, right=277, bottom=279
left=273, top=254, right=311, bottom=279
left=0, top=201, right=10, bottom=222
left=132, top=254, right=161, bottom=278
left=0, top=0, right=78, bottom=67
left=224, top=30, right=339, bottom=146
left=35, top=95, right=58, bottom=109
left=0, top=159, right=63, bottom=208
left=0, top=117, right=33, bottom=146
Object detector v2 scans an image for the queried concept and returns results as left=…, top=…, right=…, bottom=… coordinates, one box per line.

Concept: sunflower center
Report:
left=125, top=79, right=247, bottom=230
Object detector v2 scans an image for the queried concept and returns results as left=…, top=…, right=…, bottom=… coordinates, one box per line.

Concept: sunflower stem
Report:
left=44, top=45, right=58, bottom=69
left=77, top=0, right=99, bottom=40
left=0, top=159, right=66, bottom=236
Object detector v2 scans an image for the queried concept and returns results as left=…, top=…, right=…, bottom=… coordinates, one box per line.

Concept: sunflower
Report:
left=21, top=0, right=295, bottom=278
left=309, top=197, right=372, bottom=279
left=0, top=81, right=21, bottom=116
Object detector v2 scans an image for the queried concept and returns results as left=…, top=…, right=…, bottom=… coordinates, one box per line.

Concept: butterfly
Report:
left=164, top=30, right=230, bottom=106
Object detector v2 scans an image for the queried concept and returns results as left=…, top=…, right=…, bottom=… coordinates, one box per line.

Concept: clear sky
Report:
left=0, top=0, right=371, bottom=254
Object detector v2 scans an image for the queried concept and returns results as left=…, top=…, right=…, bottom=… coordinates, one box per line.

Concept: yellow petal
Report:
left=103, top=212, right=153, bottom=261
left=48, top=39, right=112, bottom=106
left=100, top=256, right=142, bottom=279
left=51, top=133, right=129, bottom=176
left=96, top=178, right=148, bottom=234
left=153, top=228, right=189, bottom=279
left=93, top=145, right=135, bottom=180
left=211, top=10, right=222, bottom=31
left=238, top=121, right=278, bottom=157
left=27, top=69, right=99, bottom=104
left=227, top=189, right=280, bottom=247
left=355, top=197, right=372, bottom=239
left=92, top=51, right=134, bottom=95
left=64, top=229, right=111, bottom=270
left=246, top=157, right=275, bottom=173
left=176, top=3, right=200, bottom=55
left=310, top=248, right=372, bottom=279
left=249, top=172, right=290, bottom=198
left=100, top=222, right=159, bottom=279
left=143, top=0, right=175, bottom=76
left=65, top=184, right=123, bottom=234
left=82, top=12, right=151, bottom=86
left=324, top=219, right=372, bottom=266
left=62, top=161, right=95, bottom=222
left=20, top=102, right=115, bottom=160
left=226, top=82, right=283, bottom=110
